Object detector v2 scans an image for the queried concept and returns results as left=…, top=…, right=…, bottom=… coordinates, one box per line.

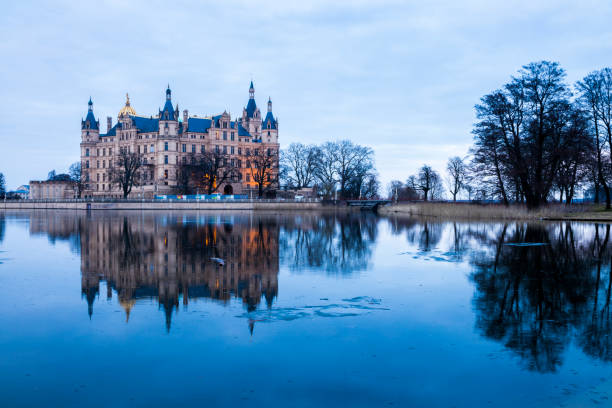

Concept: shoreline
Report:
left=378, top=202, right=612, bottom=222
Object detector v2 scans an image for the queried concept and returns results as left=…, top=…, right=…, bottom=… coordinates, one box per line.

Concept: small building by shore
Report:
left=29, top=180, right=77, bottom=199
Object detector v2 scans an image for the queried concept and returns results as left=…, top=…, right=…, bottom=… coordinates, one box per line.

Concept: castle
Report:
left=80, top=82, right=279, bottom=198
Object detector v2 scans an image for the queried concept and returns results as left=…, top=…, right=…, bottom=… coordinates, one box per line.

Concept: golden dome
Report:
left=118, top=93, right=137, bottom=117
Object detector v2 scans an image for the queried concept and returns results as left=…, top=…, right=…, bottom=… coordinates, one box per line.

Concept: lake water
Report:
left=1, top=211, right=611, bottom=407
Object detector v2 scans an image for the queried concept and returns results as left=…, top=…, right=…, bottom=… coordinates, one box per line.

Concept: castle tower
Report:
left=81, top=98, right=100, bottom=142
left=159, top=85, right=178, bottom=137
left=241, top=81, right=261, bottom=138
left=261, top=97, right=278, bottom=143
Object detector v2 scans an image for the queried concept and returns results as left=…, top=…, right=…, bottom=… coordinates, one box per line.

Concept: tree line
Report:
left=279, top=140, right=380, bottom=199
left=389, top=61, right=612, bottom=209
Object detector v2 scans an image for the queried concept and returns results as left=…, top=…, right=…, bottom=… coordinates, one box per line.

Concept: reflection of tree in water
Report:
left=279, top=213, right=378, bottom=275
left=0, top=214, right=5, bottom=244
left=469, top=222, right=612, bottom=372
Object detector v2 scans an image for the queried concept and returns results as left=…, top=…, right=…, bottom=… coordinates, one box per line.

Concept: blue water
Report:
left=0, top=211, right=611, bottom=407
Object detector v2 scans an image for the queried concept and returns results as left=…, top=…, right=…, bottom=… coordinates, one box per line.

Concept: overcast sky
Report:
left=1, top=0, right=611, bottom=191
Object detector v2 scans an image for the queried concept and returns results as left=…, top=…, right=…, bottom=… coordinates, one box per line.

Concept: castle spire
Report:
left=267, top=97, right=272, bottom=112
left=88, top=97, right=93, bottom=111
left=249, top=81, right=254, bottom=99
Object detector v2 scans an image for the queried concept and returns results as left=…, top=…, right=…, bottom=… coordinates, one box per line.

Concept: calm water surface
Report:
left=1, top=211, right=612, bottom=407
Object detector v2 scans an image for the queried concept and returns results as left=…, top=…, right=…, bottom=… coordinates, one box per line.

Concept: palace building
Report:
left=80, top=82, right=279, bottom=198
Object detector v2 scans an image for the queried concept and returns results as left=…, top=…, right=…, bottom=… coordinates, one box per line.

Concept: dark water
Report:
left=1, top=211, right=612, bottom=407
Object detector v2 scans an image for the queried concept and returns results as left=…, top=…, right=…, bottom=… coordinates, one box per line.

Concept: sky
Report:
left=1, top=0, right=611, bottom=192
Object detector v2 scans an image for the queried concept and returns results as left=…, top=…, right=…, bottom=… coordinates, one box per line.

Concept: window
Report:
left=223, top=146, right=227, bottom=154
left=150, top=144, right=154, bottom=153
left=238, top=147, right=242, bottom=155
left=97, top=160, right=100, bottom=168
left=223, top=121, right=227, bottom=129
left=230, top=132, right=235, bottom=141
left=223, top=131, right=227, bottom=140
left=267, top=148, right=271, bottom=156
left=96, top=174, right=100, bottom=181
left=164, top=170, right=168, bottom=179
left=231, top=146, right=234, bottom=154
left=246, top=148, right=250, bottom=156
left=102, top=160, right=105, bottom=168
left=109, top=148, right=112, bottom=155
left=182, top=156, right=186, bottom=164
left=182, top=144, right=186, bottom=153
left=164, top=142, right=168, bottom=151
left=164, top=155, right=168, bottom=164
left=86, top=161, right=89, bottom=169
left=246, top=174, right=250, bottom=182
left=109, top=160, right=112, bottom=167
left=138, top=146, right=141, bottom=154
left=237, top=159, right=241, bottom=168
left=191, top=144, right=195, bottom=153
left=215, top=145, right=220, bottom=153
left=97, top=149, right=100, bottom=156
left=86, top=148, right=90, bottom=157
left=268, top=131, right=271, bottom=136
left=103, top=148, right=106, bottom=156
left=201, top=145, right=205, bottom=154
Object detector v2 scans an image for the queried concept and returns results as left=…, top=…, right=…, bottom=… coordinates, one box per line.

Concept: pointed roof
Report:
left=262, top=97, right=277, bottom=129
left=160, top=85, right=176, bottom=121
left=83, top=98, right=99, bottom=130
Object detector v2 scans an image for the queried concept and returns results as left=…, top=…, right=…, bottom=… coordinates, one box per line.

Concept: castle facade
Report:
left=80, top=82, right=279, bottom=198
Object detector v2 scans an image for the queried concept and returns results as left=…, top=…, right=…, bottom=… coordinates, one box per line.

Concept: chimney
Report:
left=183, top=109, right=188, bottom=124
left=107, top=117, right=112, bottom=132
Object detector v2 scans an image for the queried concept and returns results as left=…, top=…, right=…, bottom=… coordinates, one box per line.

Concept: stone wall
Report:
left=0, top=200, right=331, bottom=211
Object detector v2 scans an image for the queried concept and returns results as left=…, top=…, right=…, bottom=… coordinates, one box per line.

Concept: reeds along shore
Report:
left=378, top=202, right=612, bottom=221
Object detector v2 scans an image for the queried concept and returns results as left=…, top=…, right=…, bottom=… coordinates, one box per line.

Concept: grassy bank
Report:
left=379, top=202, right=612, bottom=221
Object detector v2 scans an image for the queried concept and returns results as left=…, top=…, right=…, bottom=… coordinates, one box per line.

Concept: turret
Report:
left=262, top=97, right=278, bottom=143
left=81, top=98, right=100, bottom=142
left=158, top=85, right=178, bottom=137
left=242, top=81, right=261, bottom=137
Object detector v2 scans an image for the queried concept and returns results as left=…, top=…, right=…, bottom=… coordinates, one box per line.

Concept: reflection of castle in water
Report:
left=78, top=213, right=279, bottom=330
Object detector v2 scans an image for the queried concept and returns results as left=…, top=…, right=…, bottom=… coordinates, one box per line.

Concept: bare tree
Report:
left=335, top=140, right=374, bottom=199
left=471, top=61, right=584, bottom=209
left=577, top=70, right=611, bottom=208
left=413, top=165, right=443, bottom=201
left=178, top=151, right=239, bottom=195
left=446, top=156, right=466, bottom=202
left=107, top=149, right=144, bottom=198
left=0, top=172, right=5, bottom=199
left=315, top=142, right=339, bottom=198
left=69, top=162, right=84, bottom=198
left=248, top=147, right=278, bottom=198
left=280, top=143, right=320, bottom=189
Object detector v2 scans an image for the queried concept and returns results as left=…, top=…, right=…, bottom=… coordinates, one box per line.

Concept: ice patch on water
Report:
left=237, top=296, right=389, bottom=322
left=503, top=242, right=548, bottom=247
